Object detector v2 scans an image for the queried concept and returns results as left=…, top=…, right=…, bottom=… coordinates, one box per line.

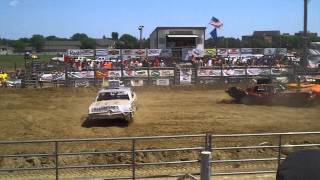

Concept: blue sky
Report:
left=0, top=0, right=319, bottom=40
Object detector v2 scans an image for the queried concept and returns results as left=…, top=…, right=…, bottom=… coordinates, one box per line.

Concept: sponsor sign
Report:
left=123, top=70, right=148, bottom=77
left=147, top=49, right=161, bottom=56
left=69, top=71, right=94, bottom=79
left=228, top=48, right=241, bottom=56
left=107, top=49, right=121, bottom=58
left=252, top=48, right=264, bottom=54
left=156, top=79, right=170, bottom=86
left=68, top=49, right=81, bottom=56
left=150, top=70, right=174, bottom=77
left=108, top=70, right=122, bottom=78
left=75, top=80, right=89, bottom=87
left=223, top=68, right=246, bottom=76
left=205, top=49, right=217, bottom=56
left=264, top=48, right=276, bottom=56
left=241, top=48, right=253, bottom=54
left=246, top=68, right=271, bottom=76
left=122, top=49, right=146, bottom=56
left=180, top=69, right=192, bottom=84
left=197, top=69, right=221, bottom=77
left=271, top=68, right=292, bottom=75
left=131, top=79, right=144, bottom=86
left=182, top=48, right=193, bottom=61
left=276, top=48, right=287, bottom=55
left=160, top=49, right=172, bottom=57
left=217, top=48, right=228, bottom=56
left=95, top=49, right=108, bottom=56
left=192, top=49, right=205, bottom=57
left=80, top=49, right=94, bottom=56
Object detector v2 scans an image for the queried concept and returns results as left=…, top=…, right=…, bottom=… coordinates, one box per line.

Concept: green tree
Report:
left=111, top=32, right=119, bottom=41
left=46, top=35, right=61, bottom=41
left=115, top=34, right=138, bottom=49
left=81, top=38, right=96, bottom=49
left=71, top=33, right=89, bottom=41
left=11, top=40, right=26, bottom=52
left=30, top=34, right=45, bottom=51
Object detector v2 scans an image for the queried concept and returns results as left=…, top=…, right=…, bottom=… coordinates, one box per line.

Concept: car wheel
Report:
left=125, top=113, right=133, bottom=123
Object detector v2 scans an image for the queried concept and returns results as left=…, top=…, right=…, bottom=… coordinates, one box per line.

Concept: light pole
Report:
left=302, top=0, right=309, bottom=67
left=138, top=25, right=144, bottom=49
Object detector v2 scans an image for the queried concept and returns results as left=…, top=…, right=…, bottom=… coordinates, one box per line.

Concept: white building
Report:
left=150, top=27, right=206, bottom=50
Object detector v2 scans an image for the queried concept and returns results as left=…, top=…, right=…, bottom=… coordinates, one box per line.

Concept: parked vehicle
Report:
left=88, top=83, right=137, bottom=122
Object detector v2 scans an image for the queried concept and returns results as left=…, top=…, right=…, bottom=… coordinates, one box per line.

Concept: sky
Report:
left=0, top=0, right=319, bottom=40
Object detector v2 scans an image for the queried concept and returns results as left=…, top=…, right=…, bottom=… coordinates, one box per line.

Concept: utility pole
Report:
left=302, top=0, right=309, bottom=67
left=138, top=25, right=144, bottom=49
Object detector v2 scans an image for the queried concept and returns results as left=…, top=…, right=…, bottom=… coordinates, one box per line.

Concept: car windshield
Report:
left=97, top=91, right=129, bottom=101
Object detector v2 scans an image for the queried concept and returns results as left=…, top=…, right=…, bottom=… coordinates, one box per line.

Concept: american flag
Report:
left=210, top=17, right=223, bottom=28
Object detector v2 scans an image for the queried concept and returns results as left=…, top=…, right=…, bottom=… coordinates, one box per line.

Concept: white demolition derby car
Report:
left=88, top=86, right=137, bottom=122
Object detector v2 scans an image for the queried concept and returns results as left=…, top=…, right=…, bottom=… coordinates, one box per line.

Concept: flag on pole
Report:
left=210, top=28, right=217, bottom=40
left=210, top=17, right=223, bottom=28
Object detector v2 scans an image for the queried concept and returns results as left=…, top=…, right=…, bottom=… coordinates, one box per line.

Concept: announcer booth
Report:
left=150, top=27, right=206, bottom=63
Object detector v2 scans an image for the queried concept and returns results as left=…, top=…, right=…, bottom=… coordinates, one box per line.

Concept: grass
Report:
left=0, top=55, right=54, bottom=70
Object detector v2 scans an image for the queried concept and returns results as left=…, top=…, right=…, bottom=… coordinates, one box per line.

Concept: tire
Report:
left=241, top=96, right=253, bottom=105
left=125, top=113, right=134, bottom=123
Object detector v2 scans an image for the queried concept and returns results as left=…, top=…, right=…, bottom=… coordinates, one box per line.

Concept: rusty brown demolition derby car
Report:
left=226, top=79, right=316, bottom=107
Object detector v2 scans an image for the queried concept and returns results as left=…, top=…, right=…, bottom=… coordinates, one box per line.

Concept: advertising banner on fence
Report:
left=228, top=48, right=241, bottom=56
left=123, top=70, right=148, bottom=77
left=246, top=68, right=271, bottom=76
left=271, top=68, right=292, bottom=75
left=180, top=69, right=192, bottom=84
left=131, top=80, right=144, bottom=86
left=252, top=48, right=264, bottom=55
left=160, top=49, right=172, bottom=57
left=75, top=80, right=90, bottom=87
left=150, top=69, right=174, bottom=77
left=223, top=68, right=246, bottom=76
left=68, top=49, right=81, bottom=56
left=122, top=49, right=146, bottom=57
left=192, top=49, right=205, bottom=57
left=147, top=49, right=161, bottom=57
left=107, top=49, right=121, bottom=58
left=95, top=49, right=108, bottom=56
left=241, top=48, right=253, bottom=54
left=217, top=48, right=228, bottom=56
left=182, top=48, right=193, bottom=61
left=205, top=49, right=217, bottom=56
left=264, top=48, right=276, bottom=56
left=69, top=71, right=94, bottom=79
left=80, top=49, right=94, bottom=57
left=197, top=69, right=221, bottom=77
left=156, top=79, right=170, bottom=86
left=276, top=48, right=287, bottom=56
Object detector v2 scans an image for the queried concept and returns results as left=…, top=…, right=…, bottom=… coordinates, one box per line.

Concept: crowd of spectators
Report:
left=49, top=55, right=300, bottom=71
left=191, top=56, right=296, bottom=68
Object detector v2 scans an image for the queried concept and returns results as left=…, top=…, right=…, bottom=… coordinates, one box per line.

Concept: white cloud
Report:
left=8, top=0, right=19, bottom=7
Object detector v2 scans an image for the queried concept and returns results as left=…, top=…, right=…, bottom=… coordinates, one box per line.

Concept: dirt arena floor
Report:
left=0, top=86, right=319, bottom=179
left=1, top=86, right=319, bottom=141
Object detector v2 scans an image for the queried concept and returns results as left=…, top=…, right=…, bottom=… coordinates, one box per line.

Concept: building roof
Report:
left=44, top=41, right=81, bottom=46
left=155, top=27, right=206, bottom=30
left=94, top=39, right=115, bottom=47
left=253, top=31, right=281, bottom=37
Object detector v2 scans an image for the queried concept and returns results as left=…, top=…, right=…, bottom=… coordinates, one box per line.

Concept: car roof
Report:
left=98, top=87, right=131, bottom=94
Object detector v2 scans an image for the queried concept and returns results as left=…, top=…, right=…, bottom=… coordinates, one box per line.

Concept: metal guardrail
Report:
left=0, top=132, right=320, bottom=179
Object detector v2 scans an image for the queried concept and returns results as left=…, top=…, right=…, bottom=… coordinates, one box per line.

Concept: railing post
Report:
left=132, top=139, right=136, bottom=180
left=55, top=141, right=59, bottom=180
left=277, top=135, right=282, bottom=168
left=200, top=151, right=211, bottom=180
left=93, top=65, right=96, bottom=87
